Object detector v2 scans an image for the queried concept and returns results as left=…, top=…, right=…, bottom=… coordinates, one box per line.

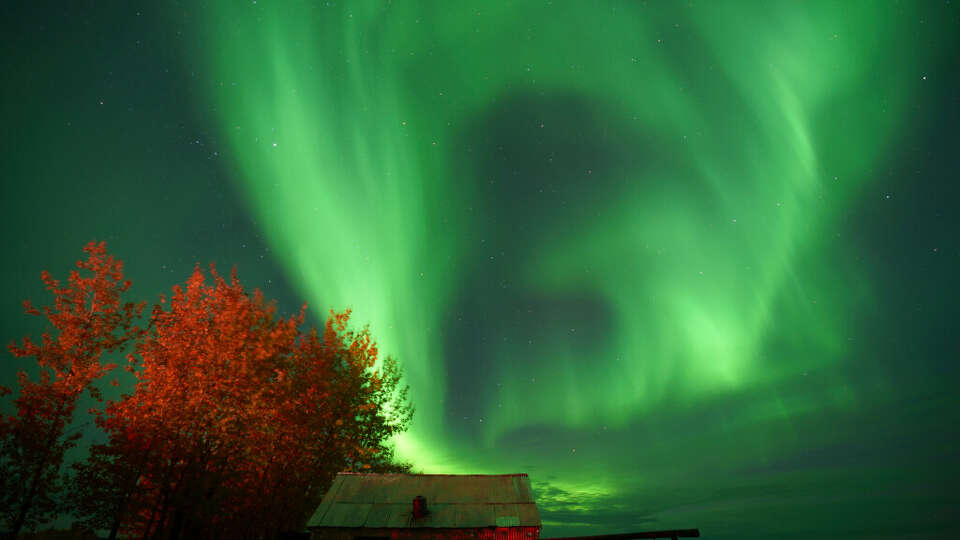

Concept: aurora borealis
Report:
left=2, top=1, right=959, bottom=538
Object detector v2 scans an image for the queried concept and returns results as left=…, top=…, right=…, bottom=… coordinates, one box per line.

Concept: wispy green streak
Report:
left=195, top=0, right=945, bottom=508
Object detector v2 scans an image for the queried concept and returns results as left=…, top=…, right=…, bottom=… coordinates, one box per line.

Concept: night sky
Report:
left=2, top=2, right=959, bottom=538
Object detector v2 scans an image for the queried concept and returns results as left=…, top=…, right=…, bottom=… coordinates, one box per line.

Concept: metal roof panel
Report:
left=336, top=475, right=376, bottom=503
left=362, top=503, right=396, bottom=528
left=310, top=474, right=540, bottom=529
left=372, top=473, right=408, bottom=503
left=413, top=475, right=444, bottom=502
left=454, top=503, right=495, bottom=528
left=514, top=476, right=534, bottom=503
left=307, top=475, right=346, bottom=527
left=386, top=503, right=413, bottom=528
left=516, top=503, right=541, bottom=527
left=436, top=476, right=487, bottom=504
left=322, top=503, right=373, bottom=527
left=487, top=477, right=522, bottom=503
left=492, top=503, right=521, bottom=527
left=424, top=502, right=458, bottom=528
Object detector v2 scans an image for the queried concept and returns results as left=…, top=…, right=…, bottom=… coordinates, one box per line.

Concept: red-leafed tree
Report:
left=0, top=242, right=145, bottom=538
left=68, top=264, right=413, bottom=540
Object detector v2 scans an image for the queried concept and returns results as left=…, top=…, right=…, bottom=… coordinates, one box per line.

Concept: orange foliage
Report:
left=3, top=243, right=413, bottom=539
left=64, top=262, right=412, bottom=539
left=1, top=242, right=145, bottom=536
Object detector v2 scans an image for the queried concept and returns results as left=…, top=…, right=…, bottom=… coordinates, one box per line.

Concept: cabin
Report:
left=306, top=473, right=541, bottom=540
left=306, top=473, right=700, bottom=540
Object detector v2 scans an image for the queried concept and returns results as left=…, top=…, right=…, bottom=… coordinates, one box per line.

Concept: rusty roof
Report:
left=307, top=473, right=541, bottom=529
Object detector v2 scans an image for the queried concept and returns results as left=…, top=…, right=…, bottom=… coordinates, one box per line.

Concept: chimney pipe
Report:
left=412, top=495, right=428, bottom=519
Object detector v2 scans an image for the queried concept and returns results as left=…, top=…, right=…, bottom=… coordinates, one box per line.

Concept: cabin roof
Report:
left=307, top=473, right=541, bottom=529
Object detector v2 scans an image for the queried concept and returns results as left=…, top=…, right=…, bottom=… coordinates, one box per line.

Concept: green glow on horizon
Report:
left=195, top=0, right=939, bottom=501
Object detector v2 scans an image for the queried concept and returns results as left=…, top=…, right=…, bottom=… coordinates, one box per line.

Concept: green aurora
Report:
left=195, top=0, right=955, bottom=527
left=2, top=1, right=958, bottom=538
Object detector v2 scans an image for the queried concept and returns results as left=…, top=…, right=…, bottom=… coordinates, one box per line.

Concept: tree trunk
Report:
left=8, top=403, right=67, bottom=540
left=109, top=435, right=156, bottom=540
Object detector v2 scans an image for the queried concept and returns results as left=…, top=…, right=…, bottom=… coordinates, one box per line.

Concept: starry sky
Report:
left=2, top=1, right=959, bottom=538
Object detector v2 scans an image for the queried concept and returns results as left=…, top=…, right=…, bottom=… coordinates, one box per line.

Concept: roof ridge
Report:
left=322, top=502, right=539, bottom=504
left=335, top=473, right=529, bottom=477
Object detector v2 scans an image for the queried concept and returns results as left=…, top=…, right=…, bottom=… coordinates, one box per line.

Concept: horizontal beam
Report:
left=541, top=529, right=700, bottom=540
